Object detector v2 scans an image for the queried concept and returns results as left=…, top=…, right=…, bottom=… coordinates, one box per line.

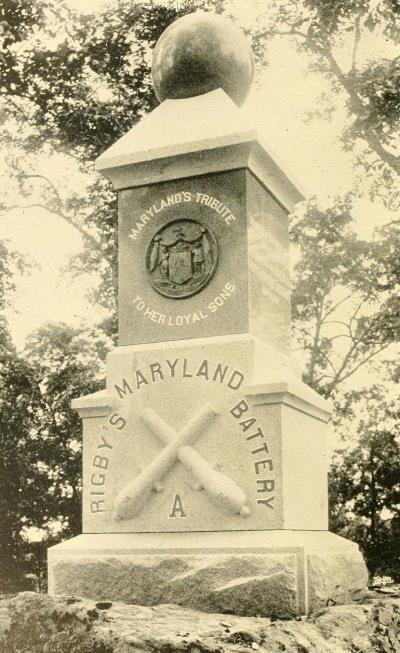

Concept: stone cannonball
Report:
left=151, top=12, right=255, bottom=107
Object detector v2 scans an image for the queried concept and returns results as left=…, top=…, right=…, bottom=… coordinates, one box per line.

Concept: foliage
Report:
left=259, top=0, right=400, bottom=572
left=291, top=196, right=400, bottom=397
left=23, top=323, right=112, bottom=534
left=0, top=0, right=228, bottom=314
left=0, top=239, right=36, bottom=592
left=0, top=348, right=40, bottom=592
left=329, top=385, right=400, bottom=579
left=0, top=321, right=112, bottom=592
left=292, top=193, right=400, bottom=574
left=0, top=239, right=25, bottom=308
left=255, top=0, right=400, bottom=203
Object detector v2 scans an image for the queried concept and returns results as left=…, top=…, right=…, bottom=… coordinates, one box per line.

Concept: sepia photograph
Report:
left=0, top=0, right=399, bottom=650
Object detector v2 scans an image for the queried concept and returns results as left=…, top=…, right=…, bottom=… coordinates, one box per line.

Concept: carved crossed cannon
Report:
left=113, top=403, right=249, bottom=521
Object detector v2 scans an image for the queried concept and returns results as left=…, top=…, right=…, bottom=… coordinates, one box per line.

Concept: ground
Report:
left=0, top=590, right=399, bottom=653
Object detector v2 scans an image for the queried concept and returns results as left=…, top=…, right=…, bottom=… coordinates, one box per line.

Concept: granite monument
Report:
left=48, top=11, right=368, bottom=619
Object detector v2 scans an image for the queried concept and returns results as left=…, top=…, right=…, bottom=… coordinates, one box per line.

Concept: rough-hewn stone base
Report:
left=48, top=531, right=368, bottom=619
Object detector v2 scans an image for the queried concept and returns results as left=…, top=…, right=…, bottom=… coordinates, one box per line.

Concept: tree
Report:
left=291, top=195, right=400, bottom=397
left=329, top=385, right=400, bottom=578
left=0, top=321, right=113, bottom=592
left=254, top=0, right=400, bottom=204
left=253, top=1, right=400, bottom=574
left=290, top=194, right=400, bottom=577
left=0, top=0, right=226, bottom=314
left=0, top=239, right=37, bottom=592
left=256, top=0, right=400, bottom=391
left=0, top=347, right=40, bottom=592
left=22, top=323, right=112, bottom=534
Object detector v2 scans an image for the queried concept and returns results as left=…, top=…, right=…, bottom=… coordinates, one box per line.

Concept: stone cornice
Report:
left=71, top=389, right=113, bottom=419
left=95, top=89, right=303, bottom=213
left=245, top=381, right=331, bottom=423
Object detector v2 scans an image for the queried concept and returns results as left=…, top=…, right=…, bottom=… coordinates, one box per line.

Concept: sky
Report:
left=1, top=0, right=399, bottom=350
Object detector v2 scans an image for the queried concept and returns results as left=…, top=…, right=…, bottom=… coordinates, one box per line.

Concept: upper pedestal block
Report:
left=96, top=90, right=304, bottom=353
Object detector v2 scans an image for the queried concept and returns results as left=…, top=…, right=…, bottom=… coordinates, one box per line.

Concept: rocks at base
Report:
left=371, top=600, right=400, bottom=653
left=1, top=592, right=400, bottom=653
left=0, top=592, right=111, bottom=653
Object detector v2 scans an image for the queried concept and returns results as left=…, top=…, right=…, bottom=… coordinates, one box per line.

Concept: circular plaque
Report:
left=145, top=219, right=218, bottom=299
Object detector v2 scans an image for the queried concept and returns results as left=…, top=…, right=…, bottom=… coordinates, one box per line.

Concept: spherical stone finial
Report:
left=151, top=12, right=255, bottom=107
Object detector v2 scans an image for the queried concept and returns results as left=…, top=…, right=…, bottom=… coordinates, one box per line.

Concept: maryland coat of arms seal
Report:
left=145, top=219, right=218, bottom=298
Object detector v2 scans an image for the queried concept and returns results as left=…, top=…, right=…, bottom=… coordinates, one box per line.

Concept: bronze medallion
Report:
left=145, top=219, right=218, bottom=299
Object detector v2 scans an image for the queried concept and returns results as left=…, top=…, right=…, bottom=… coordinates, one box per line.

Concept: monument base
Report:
left=48, top=530, right=368, bottom=619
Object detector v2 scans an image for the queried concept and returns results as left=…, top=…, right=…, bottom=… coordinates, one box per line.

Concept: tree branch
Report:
left=2, top=201, right=103, bottom=255
left=350, top=15, right=361, bottom=74
left=292, top=324, right=315, bottom=339
left=262, top=27, right=309, bottom=40
left=324, top=338, right=360, bottom=396
left=323, top=319, right=352, bottom=330
left=321, top=291, right=357, bottom=321
left=315, top=349, right=338, bottom=375
left=326, top=343, right=390, bottom=395
left=11, top=173, right=104, bottom=255
left=263, top=22, right=400, bottom=175
left=348, top=300, right=365, bottom=337
left=320, top=45, right=400, bottom=174
left=336, top=344, right=390, bottom=387
left=306, top=297, right=325, bottom=383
